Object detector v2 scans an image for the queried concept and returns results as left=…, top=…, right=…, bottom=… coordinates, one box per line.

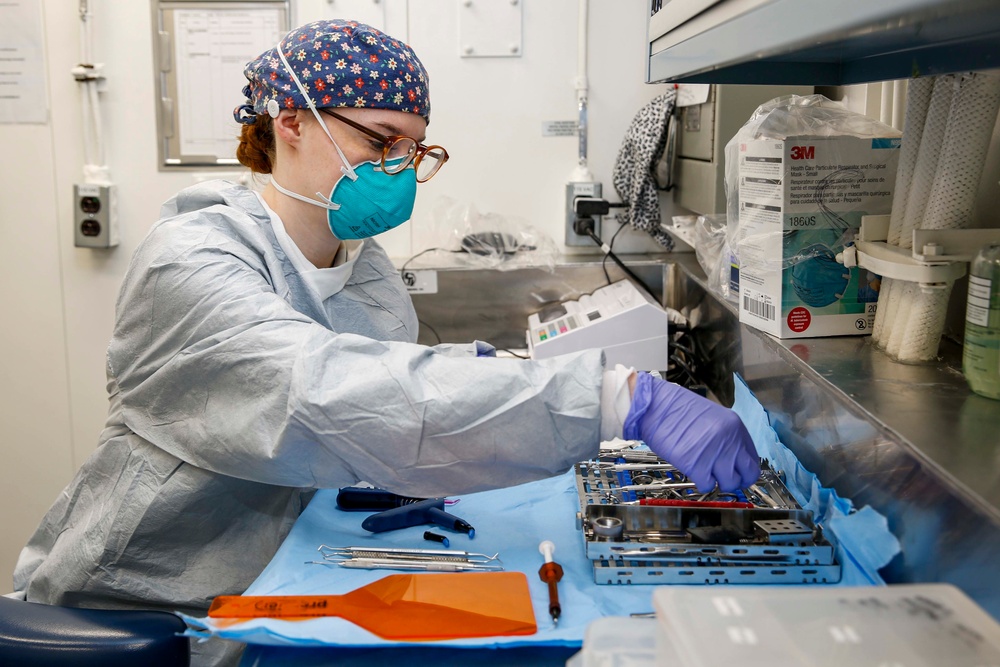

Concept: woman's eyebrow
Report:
left=371, top=121, right=426, bottom=143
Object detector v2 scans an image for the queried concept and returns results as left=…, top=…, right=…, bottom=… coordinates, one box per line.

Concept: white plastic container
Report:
left=564, top=616, right=669, bottom=667
left=652, top=584, right=1000, bottom=667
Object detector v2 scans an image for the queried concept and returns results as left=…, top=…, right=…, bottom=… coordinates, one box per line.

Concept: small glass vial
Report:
left=963, top=244, right=1000, bottom=399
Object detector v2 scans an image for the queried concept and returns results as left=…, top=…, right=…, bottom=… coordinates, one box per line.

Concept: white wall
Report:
left=0, top=0, right=674, bottom=589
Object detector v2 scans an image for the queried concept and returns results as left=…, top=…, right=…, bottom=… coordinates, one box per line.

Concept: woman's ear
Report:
left=272, top=109, right=304, bottom=146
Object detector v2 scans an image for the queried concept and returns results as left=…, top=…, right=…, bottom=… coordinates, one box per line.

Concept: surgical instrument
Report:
left=360, top=497, right=476, bottom=536
left=208, top=573, right=537, bottom=640
left=336, top=486, right=427, bottom=510
left=313, top=545, right=503, bottom=572
left=747, top=483, right=784, bottom=509
left=335, top=559, right=499, bottom=572
left=537, top=541, right=564, bottom=626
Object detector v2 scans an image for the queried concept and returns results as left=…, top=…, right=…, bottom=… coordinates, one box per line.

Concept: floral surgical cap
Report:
left=234, top=19, right=430, bottom=125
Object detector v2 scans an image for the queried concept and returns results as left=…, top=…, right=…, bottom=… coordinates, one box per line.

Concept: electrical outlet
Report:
left=565, top=181, right=602, bottom=247
left=74, top=183, right=119, bottom=248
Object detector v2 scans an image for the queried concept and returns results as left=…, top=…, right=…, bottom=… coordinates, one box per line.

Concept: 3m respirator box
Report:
left=735, top=134, right=900, bottom=338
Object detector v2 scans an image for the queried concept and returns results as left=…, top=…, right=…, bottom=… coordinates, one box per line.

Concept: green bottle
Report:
left=963, top=244, right=1000, bottom=400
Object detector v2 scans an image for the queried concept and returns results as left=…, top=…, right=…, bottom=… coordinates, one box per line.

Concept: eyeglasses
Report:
left=319, top=108, right=448, bottom=183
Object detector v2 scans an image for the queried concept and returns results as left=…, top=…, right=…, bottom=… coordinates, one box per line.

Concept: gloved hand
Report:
left=475, top=341, right=496, bottom=357
left=623, top=372, right=760, bottom=493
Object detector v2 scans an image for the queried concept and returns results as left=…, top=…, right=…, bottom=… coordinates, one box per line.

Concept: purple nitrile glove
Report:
left=623, top=372, right=760, bottom=493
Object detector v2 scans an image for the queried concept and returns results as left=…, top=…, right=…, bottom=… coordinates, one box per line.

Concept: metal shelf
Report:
left=648, top=0, right=1000, bottom=85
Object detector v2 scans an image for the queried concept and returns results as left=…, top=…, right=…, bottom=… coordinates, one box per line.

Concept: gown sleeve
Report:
left=109, top=224, right=605, bottom=497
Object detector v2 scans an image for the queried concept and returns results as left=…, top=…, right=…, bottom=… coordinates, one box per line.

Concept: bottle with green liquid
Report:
left=963, top=244, right=1000, bottom=400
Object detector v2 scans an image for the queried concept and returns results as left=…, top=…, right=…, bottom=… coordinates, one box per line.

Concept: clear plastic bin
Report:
left=565, top=616, right=670, bottom=667
left=653, top=584, right=1000, bottom=667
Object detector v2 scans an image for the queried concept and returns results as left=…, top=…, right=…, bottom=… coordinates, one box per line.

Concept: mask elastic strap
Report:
left=275, top=43, right=358, bottom=182
left=270, top=177, right=341, bottom=211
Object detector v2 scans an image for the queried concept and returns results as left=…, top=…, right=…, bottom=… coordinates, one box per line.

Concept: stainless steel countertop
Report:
left=766, top=331, right=1000, bottom=512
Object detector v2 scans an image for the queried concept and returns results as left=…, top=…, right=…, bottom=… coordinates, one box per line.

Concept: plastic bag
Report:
left=673, top=214, right=732, bottom=300
left=419, top=196, right=559, bottom=272
left=724, top=94, right=901, bottom=274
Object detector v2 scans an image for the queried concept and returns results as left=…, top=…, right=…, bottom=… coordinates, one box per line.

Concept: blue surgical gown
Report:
left=13, top=180, right=604, bottom=615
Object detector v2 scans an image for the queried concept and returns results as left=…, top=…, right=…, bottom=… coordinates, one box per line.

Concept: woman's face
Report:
left=299, top=106, right=428, bottom=190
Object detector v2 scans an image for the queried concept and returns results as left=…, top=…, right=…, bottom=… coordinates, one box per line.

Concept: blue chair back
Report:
left=0, top=596, right=190, bottom=666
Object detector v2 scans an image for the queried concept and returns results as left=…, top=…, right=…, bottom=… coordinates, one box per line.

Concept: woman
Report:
left=14, top=18, right=758, bottom=664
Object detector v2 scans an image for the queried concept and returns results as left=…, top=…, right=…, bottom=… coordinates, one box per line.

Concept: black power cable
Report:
left=601, top=220, right=629, bottom=285
left=573, top=215, right=658, bottom=303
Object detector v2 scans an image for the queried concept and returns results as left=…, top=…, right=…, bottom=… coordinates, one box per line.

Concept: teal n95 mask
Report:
left=270, top=157, right=416, bottom=240
left=268, top=44, right=417, bottom=240
left=326, top=157, right=416, bottom=240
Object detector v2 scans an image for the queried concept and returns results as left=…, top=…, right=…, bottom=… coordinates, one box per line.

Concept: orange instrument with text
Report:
left=208, top=571, right=537, bottom=641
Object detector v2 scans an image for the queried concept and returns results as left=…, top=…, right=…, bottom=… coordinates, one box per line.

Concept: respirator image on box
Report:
left=789, top=242, right=851, bottom=308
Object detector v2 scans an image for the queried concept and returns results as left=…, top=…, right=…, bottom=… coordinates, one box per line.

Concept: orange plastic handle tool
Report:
left=208, top=571, right=538, bottom=641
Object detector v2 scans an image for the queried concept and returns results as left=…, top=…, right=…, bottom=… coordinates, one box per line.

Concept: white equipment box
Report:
left=526, top=280, right=672, bottom=371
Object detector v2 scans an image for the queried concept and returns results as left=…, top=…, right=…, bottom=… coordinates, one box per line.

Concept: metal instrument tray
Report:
left=592, top=559, right=843, bottom=585
left=580, top=504, right=836, bottom=564
left=573, top=451, right=841, bottom=585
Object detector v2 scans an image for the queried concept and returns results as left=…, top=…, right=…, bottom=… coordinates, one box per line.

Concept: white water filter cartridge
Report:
left=881, top=75, right=956, bottom=357
left=898, top=72, right=1000, bottom=363
left=874, top=77, right=934, bottom=347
